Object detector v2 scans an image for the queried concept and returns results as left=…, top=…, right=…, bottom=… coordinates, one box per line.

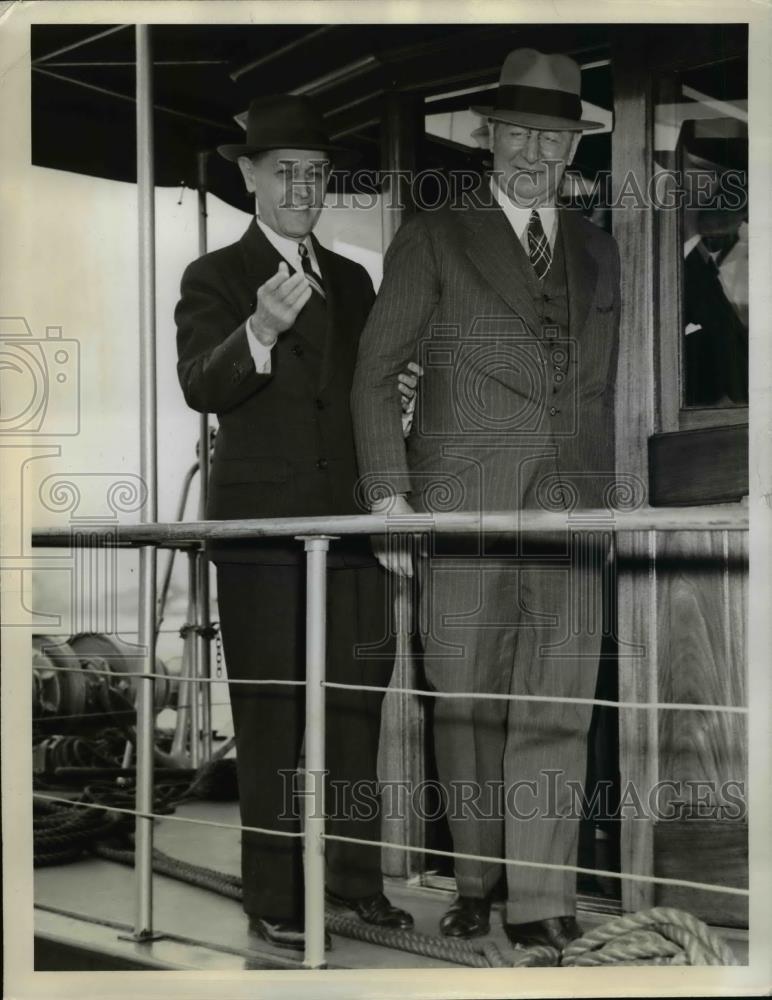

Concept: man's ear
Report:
left=237, top=155, right=256, bottom=193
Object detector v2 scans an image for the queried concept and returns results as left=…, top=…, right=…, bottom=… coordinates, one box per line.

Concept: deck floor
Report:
left=34, top=799, right=749, bottom=970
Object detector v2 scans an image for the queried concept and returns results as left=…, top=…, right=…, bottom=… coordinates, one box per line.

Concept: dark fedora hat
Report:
left=471, top=48, right=604, bottom=132
left=218, top=94, right=359, bottom=166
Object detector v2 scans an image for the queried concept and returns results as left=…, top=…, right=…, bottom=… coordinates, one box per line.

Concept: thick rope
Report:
left=561, top=907, right=738, bottom=967
left=92, top=844, right=737, bottom=968
left=94, top=844, right=243, bottom=900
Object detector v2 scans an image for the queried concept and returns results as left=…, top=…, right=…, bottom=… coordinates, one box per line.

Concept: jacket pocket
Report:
left=212, top=457, right=291, bottom=485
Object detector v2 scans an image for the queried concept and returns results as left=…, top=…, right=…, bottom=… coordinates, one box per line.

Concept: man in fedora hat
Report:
left=352, top=49, right=620, bottom=950
left=175, top=94, right=414, bottom=953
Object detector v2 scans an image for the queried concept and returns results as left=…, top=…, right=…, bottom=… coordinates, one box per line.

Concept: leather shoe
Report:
left=439, top=894, right=491, bottom=938
left=505, top=915, right=582, bottom=951
left=325, top=889, right=414, bottom=929
left=248, top=915, right=332, bottom=952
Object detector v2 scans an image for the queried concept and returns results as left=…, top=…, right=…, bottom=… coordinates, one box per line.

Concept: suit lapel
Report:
left=462, top=200, right=541, bottom=337
left=559, top=207, right=598, bottom=337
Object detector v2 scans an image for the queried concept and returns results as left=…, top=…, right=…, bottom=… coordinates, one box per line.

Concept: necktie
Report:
left=298, top=242, right=326, bottom=300
left=527, top=210, right=552, bottom=281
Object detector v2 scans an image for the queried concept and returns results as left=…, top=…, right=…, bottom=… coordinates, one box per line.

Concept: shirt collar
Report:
left=489, top=176, right=557, bottom=248
left=254, top=214, right=319, bottom=273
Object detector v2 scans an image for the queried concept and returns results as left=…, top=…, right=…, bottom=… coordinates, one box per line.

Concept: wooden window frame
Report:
left=650, top=32, right=748, bottom=435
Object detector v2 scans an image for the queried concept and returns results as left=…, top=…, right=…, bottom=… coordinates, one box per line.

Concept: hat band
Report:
left=246, top=128, right=334, bottom=149
left=492, top=83, right=582, bottom=122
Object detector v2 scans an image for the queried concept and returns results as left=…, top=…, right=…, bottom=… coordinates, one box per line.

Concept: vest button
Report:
left=316, top=458, right=328, bottom=470
left=315, top=398, right=325, bottom=410
left=555, top=372, right=564, bottom=383
left=291, top=345, right=303, bottom=357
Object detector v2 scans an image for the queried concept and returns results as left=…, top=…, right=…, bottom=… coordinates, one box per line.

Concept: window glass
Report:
left=655, top=57, right=748, bottom=408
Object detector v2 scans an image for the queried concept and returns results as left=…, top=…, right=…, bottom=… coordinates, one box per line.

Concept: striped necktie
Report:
left=298, top=242, right=326, bottom=300
left=527, top=210, right=552, bottom=281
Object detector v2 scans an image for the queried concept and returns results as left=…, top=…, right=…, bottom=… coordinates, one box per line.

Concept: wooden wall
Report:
left=612, top=30, right=749, bottom=925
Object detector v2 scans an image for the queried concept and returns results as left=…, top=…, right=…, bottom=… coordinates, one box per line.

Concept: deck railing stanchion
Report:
left=188, top=549, right=201, bottom=768
left=300, top=535, right=332, bottom=969
left=196, top=149, right=213, bottom=762
left=134, top=23, right=158, bottom=940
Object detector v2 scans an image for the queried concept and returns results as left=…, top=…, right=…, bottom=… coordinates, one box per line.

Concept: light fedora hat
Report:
left=218, top=94, right=359, bottom=166
left=471, top=48, right=603, bottom=132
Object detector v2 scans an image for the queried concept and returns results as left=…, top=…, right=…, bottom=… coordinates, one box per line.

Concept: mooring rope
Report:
left=560, top=906, right=739, bottom=966
left=91, top=841, right=737, bottom=968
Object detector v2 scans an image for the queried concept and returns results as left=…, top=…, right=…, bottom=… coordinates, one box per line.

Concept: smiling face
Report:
left=490, top=121, right=579, bottom=207
left=238, top=148, right=330, bottom=240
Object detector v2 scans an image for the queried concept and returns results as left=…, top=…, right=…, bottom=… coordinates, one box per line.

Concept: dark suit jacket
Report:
left=351, top=190, right=621, bottom=529
left=683, top=241, right=748, bottom=406
left=175, top=219, right=376, bottom=564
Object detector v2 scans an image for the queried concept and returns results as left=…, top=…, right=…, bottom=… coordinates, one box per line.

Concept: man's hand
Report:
left=398, top=361, right=423, bottom=437
left=370, top=493, right=416, bottom=578
left=249, top=262, right=312, bottom=346
left=398, top=361, right=423, bottom=413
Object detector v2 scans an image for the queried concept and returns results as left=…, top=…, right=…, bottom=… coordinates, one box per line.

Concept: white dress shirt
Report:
left=246, top=216, right=322, bottom=373
left=489, top=176, right=558, bottom=254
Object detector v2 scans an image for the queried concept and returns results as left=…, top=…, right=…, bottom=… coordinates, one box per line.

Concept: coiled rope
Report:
left=560, top=906, right=738, bottom=966
left=32, top=757, right=239, bottom=866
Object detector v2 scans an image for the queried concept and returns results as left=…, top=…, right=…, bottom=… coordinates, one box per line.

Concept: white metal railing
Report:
left=31, top=506, right=749, bottom=968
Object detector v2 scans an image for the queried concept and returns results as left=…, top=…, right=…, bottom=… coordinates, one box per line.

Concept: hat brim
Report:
left=217, top=142, right=360, bottom=168
left=471, top=106, right=605, bottom=132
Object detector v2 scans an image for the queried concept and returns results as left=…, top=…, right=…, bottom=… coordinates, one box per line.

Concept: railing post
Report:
left=188, top=549, right=201, bottom=768
left=134, top=22, right=158, bottom=940
left=196, top=150, right=213, bottom=763
left=298, top=535, right=332, bottom=969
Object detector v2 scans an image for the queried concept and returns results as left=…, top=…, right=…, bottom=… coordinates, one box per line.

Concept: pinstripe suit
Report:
left=351, top=186, right=620, bottom=922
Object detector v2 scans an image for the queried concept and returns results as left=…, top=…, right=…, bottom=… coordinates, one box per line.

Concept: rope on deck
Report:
left=92, top=843, right=737, bottom=968
left=560, top=906, right=739, bottom=966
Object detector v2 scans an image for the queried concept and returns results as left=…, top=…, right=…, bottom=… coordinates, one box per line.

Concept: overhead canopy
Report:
left=30, top=23, right=621, bottom=210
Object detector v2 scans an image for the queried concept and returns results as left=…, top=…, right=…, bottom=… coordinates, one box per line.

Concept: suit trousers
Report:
left=418, top=533, right=606, bottom=923
left=216, top=560, right=395, bottom=922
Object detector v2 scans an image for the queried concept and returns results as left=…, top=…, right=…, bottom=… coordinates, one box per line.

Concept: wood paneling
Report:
left=612, top=38, right=657, bottom=913
left=616, top=531, right=657, bottom=912
left=612, top=34, right=749, bottom=924
left=655, top=529, right=748, bottom=925
left=653, top=821, right=748, bottom=928
left=657, top=531, right=748, bottom=792
left=649, top=425, right=748, bottom=505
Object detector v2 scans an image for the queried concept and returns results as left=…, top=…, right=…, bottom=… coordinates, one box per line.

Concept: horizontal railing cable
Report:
left=322, top=681, right=748, bottom=715
left=322, top=833, right=749, bottom=898
left=31, top=792, right=747, bottom=899
left=30, top=663, right=745, bottom=713
left=30, top=662, right=303, bottom=687
left=33, top=792, right=301, bottom=839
